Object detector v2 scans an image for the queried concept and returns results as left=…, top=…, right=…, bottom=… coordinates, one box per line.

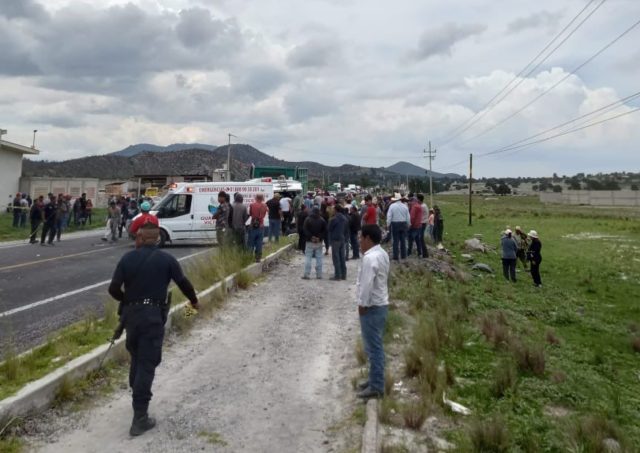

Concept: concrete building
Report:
left=19, top=177, right=99, bottom=204
left=1, top=138, right=39, bottom=211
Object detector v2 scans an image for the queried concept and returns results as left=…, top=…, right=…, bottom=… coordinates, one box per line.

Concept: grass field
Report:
left=0, top=209, right=107, bottom=242
left=381, top=195, right=640, bottom=451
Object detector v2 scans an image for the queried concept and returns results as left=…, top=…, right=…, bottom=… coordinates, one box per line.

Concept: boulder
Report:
left=472, top=263, right=494, bottom=274
left=464, top=238, right=486, bottom=253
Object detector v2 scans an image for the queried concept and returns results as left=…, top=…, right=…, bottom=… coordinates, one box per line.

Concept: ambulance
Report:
left=149, top=181, right=274, bottom=246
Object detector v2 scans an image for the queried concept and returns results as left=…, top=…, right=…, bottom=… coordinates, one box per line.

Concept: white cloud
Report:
left=0, top=0, right=638, bottom=177
left=409, top=23, right=487, bottom=62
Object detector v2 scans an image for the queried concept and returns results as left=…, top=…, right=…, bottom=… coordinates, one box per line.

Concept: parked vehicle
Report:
left=143, top=181, right=274, bottom=246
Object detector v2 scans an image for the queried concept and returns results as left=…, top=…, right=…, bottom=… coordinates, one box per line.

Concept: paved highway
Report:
left=0, top=232, right=213, bottom=355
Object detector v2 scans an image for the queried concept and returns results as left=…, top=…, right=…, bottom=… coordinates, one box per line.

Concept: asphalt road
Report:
left=0, top=232, right=212, bottom=355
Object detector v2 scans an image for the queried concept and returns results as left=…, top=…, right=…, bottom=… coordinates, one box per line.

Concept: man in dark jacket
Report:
left=41, top=194, right=57, bottom=246
left=348, top=205, right=361, bottom=259
left=302, top=206, right=327, bottom=279
left=328, top=205, right=348, bottom=280
left=296, top=204, right=309, bottom=252
left=108, top=223, right=199, bottom=437
left=29, top=196, right=44, bottom=244
left=230, top=193, right=248, bottom=248
left=527, top=230, right=543, bottom=287
left=12, top=193, right=22, bottom=228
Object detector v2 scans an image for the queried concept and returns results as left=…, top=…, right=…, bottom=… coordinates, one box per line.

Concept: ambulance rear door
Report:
left=191, top=188, right=218, bottom=241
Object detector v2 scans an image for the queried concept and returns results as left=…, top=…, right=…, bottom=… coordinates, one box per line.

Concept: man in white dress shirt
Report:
left=386, top=194, right=411, bottom=261
left=356, top=224, right=390, bottom=399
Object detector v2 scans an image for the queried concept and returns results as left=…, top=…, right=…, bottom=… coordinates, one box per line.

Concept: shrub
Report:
left=511, top=340, right=546, bottom=377
left=545, top=330, right=561, bottom=346
left=569, top=415, right=628, bottom=452
left=480, top=312, right=510, bottom=349
left=404, top=346, right=422, bottom=378
left=402, top=400, right=429, bottom=430
left=235, top=270, right=253, bottom=290
left=385, top=369, right=394, bottom=396
left=492, top=359, right=517, bottom=398
left=379, top=397, right=400, bottom=425
left=469, top=417, right=510, bottom=453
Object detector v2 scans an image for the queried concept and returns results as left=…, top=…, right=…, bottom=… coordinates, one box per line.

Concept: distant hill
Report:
left=112, top=143, right=217, bottom=157
left=23, top=144, right=461, bottom=187
left=386, top=161, right=460, bottom=179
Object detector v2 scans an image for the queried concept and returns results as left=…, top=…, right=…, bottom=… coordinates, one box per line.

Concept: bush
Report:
left=569, top=415, right=628, bottom=452
left=511, top=339, right=546, bottom=377
left=402, top=400, right=429, bottom=430
left=492, top=359, right=517, bottom=398
left=480, top=312, right=511, bottom=349
left=469, top=417, right=510, bottom=452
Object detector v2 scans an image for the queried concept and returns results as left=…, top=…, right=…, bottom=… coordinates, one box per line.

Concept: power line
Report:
left=458, top=17, right=640, bottom=146
left=436, top=100, right=640, bottom=172
left=482, top=107, right=640, bottom=156
left=483, top=90, right=640, bottom=156
left=439, top=0, right=604, bottom=146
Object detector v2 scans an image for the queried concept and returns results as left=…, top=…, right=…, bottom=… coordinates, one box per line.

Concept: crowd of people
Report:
left=101, top=196, right=156, bottom=243
left=10, top=192, right=94, bottom=245
left=500, top=226, right=543, bottom=287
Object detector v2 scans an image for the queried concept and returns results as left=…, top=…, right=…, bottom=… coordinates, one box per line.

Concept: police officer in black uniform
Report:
left=108, top=223, right=199, bottom=436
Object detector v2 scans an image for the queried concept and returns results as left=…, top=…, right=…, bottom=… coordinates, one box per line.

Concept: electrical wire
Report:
left=483, top=90, right=640, bottom=155
left=435, top=103, right=640, bottom=172
left=439, top=0, right=604, bottom=146
left=482, top=107, right=640, bottom=156
left=458, top=17, right=640, bottom=146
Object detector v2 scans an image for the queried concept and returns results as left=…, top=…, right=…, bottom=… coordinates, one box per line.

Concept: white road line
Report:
left=0, top=248, right=213, bottom=319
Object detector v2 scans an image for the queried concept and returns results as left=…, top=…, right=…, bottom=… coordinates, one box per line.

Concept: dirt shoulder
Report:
left=25, top=252, right=362, bottom=453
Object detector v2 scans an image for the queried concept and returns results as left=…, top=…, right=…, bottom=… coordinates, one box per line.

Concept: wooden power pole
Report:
left=423, top=141, right=436, bottom=208
left=468, top=153, right=473, bottom=226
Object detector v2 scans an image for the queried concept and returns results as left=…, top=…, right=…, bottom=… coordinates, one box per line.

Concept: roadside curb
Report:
left=0, top=243, right=293, bottom=423
left=362, top=399, right=380, bottom=453
left=0, top=229, right=102, bottom=249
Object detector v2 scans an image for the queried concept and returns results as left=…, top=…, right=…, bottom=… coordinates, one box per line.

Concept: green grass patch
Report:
left=383, top=195, right=640, bottom=450
left=198, top=430, right=228, bottom=446
left=0, top=209, right=107, bottom=242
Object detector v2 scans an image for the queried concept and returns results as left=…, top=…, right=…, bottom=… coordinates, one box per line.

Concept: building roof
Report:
left=0, top=139, right=40, bottom=156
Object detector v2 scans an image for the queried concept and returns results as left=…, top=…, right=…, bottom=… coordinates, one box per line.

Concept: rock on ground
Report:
left=25, top=252, right=360, bottom=453
left=472, top=263, right=494, bottom=274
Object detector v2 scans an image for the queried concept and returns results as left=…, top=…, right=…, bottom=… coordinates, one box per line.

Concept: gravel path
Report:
left=27, top=251, right=361, bottom=453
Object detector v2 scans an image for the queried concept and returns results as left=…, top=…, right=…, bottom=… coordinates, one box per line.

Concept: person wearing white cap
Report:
left=500, top=229, right=518, bottom=282
left=526, top=230, right=542, bottom=287
left=386, top=194, right=410, bottom=261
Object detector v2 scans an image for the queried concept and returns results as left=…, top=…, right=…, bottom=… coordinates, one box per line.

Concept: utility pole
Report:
left=32, top=129, right=38, bottom=149
left=468, top=153, right=473, bottom=226
left=423, top=141, right=436, bottom=208
left=227, top=133, right=236, bottom=181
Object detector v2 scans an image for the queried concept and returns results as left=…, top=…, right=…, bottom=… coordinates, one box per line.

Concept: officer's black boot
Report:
left=129, top=410, right=156, bottom=436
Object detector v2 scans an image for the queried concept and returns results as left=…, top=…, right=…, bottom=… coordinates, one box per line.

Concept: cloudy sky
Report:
left=1, top=0, right=638, bottom=177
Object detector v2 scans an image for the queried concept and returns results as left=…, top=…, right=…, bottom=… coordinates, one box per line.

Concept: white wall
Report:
left=0, top=151, right=23, bottom=212
left=19, top=177, right=100, bottom=206
left=540, top=190, right=640, bottom=207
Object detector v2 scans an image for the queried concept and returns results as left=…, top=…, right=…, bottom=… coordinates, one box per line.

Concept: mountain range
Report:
left=23, top=143, right=461, bottom=183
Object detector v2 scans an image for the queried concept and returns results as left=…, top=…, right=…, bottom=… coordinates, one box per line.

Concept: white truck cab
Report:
left=150, top=181, right=274, bottom=246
